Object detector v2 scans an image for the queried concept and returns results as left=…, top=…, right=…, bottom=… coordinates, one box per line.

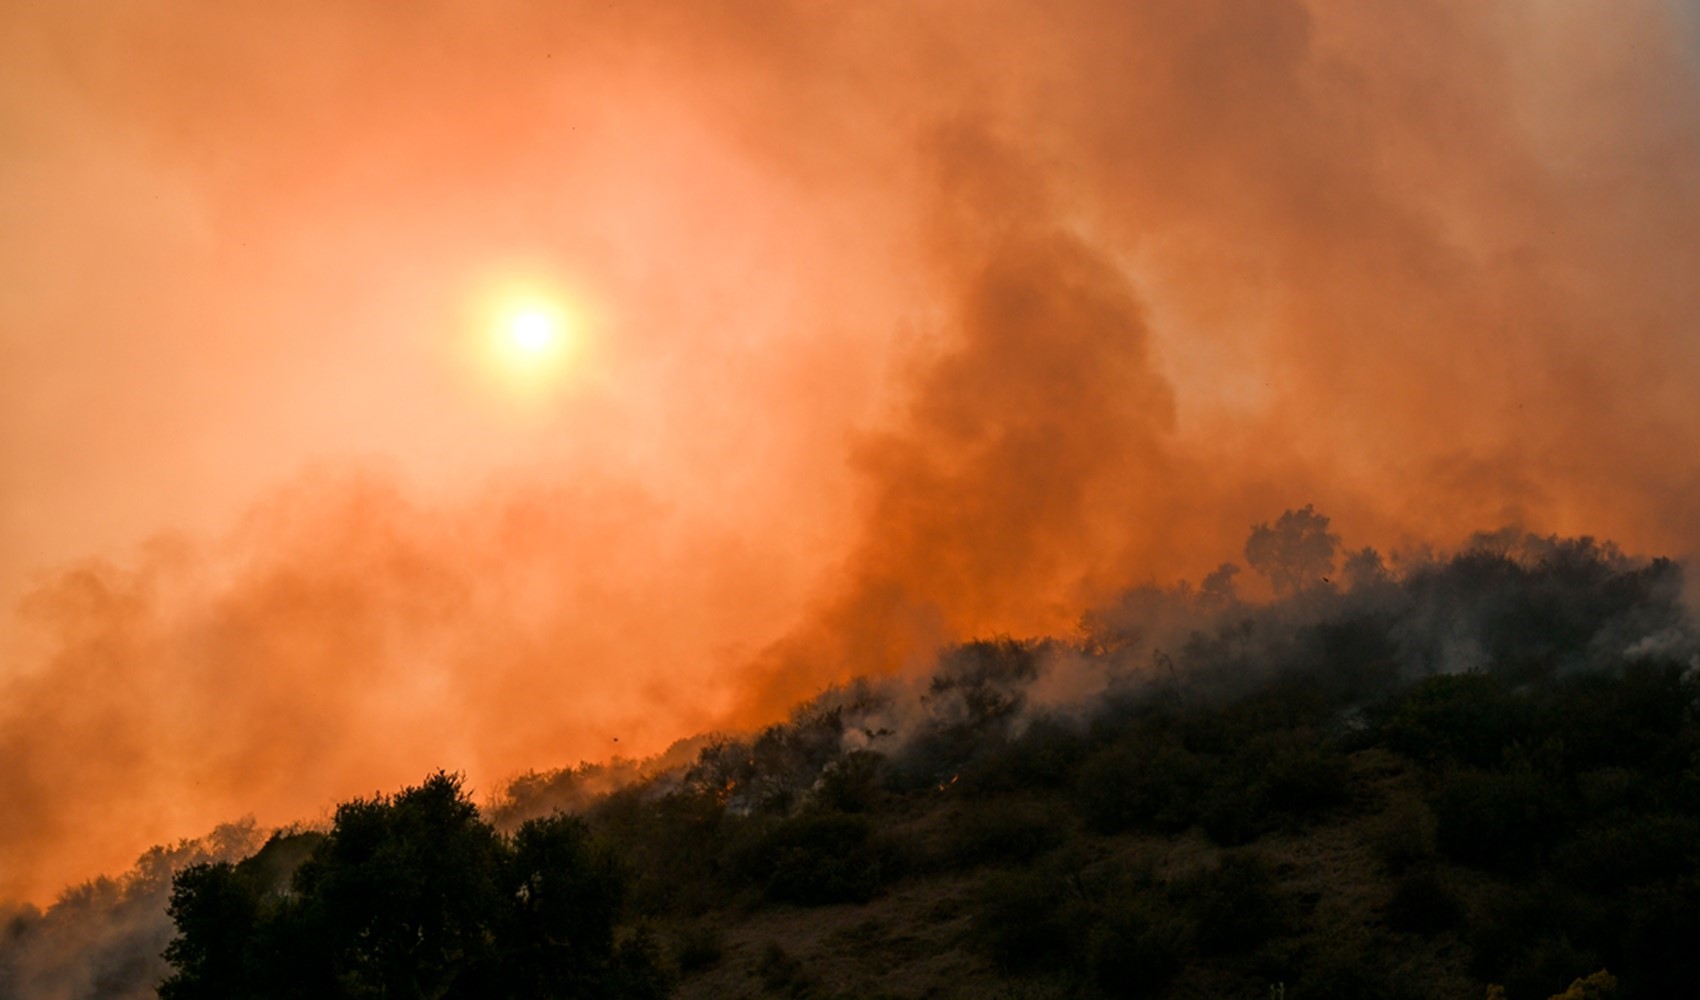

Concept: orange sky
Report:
left=3, top=0, right=1699, bottom=902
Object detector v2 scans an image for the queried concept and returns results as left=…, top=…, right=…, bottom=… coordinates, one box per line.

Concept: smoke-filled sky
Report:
left=3, top=0, right=1699, bottom=902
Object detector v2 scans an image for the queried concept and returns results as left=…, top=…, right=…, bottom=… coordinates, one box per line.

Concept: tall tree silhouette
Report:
left=161, top=771, right=666, bottom=999
left=1244, top=506, right=1340, bottom=598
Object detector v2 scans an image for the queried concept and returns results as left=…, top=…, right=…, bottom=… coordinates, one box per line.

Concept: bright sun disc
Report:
left=509, top=309, right=554, bottom=352
left=466, top=277, right=591, bottom=402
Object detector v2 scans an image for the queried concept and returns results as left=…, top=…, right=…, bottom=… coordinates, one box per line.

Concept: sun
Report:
left=509, top=309, right=556, bottom=354
left=488, top=298, right=573, bottom=381
left=461, top=272, right=593, bottom=403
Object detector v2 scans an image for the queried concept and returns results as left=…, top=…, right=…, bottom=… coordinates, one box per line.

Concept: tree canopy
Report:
left=1244, top=504, right=1340, bottom=597
left=160, top=771, right=666, bottom=1000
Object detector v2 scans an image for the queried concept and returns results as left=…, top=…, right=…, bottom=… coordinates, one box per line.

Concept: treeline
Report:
left=45, top=515, right=1700, bottom=998
left=159, top=774, right=668, bottom=999
left=489, top=523, right=1698, bottom=998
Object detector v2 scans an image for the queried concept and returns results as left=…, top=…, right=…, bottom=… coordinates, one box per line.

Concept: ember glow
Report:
left=2, top=1, right=1699, bottom=902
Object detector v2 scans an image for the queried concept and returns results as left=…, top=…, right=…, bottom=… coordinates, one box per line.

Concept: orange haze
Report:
left=3, top=1, right=1699, bottom=901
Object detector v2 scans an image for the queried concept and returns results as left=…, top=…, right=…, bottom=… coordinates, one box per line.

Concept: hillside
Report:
left=4, top=527, right=1697, bottom=999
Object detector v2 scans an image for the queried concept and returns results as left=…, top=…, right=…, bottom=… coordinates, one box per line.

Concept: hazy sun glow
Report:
left=7, top=0, right=1700, bottom=912
left=467, top=283, right=586, bottom=398
left=510, top=309, right=555, bottom=353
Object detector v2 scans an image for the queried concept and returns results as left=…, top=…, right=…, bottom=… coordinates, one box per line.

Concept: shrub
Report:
left=943, top=800, right=1065, bottom=868
left=1432, top=767, right=1569, bottom=871
left=957, top=718, right=1093, bottom=796
left=812, top=750, right=887, bottom=814
left=1617, top=877, right=1700, bottom=997
left=1547, top=970, right=1618, bottom=1000
left=1469, top=882, right=1601, bottom=1000
left=1253, top=731, right=1351, bottom=816
left=670, top=921, right=725, bottom=974
left=1553, top=814, right=1700, bottom=891
left=1085, top=897, right=1184, bottom=998
left=1197, top=783, right=1267, bottom=846
left=1367, top=793, right=1438, bottom=874
left=753, top=941, right=816, bottom=996
left=1175, top=853, right=1292, bottom=955
left=1541, top=661, right=1693, bottom=772
left=1499, top=937, right=1605, bottom=1000
left=1293, top=926, right=1421, bottom=1000
left=1074, top=740, right=1208, bottom=834
left=1385, top=868, right=1462, bottom=935
left=743, top=812, right=883, bottom=905
left=1378, top=673, right=1521, bottom=769
left=971, top=870, right=1073, bottom=973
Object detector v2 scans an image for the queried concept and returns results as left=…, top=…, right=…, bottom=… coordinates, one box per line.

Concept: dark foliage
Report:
left=735, top=811, right=886, bottom=905
left=1074, top=737, right=1208, bottom=835
left=1431, top=765, right=1571, bottom=872
left=892, top=637, right=1046, bottom=789
left=1291, top=926, right=1424, bottom=1000
left=1084, top=898, right=1185, bottom=999
left=145, top=523, right=1700, bottom=1000
left=1378, top=673, right=1523, bottom=768
left=970, top=869, right=1075, bottom=973
left=161, top=772, right=666, bottom=1000
left=1385, top=867, right=1463, bottom=935
left=939, top=799, right=1065, bottom=868
left=1174, top=853, right=1292, bottom=956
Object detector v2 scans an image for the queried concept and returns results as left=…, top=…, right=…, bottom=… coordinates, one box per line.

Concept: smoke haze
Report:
left=3, top=0, right=1700, bottom=901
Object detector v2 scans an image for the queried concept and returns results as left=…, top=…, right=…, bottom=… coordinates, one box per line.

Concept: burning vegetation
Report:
left=4, top=513, right=1698, bottom=998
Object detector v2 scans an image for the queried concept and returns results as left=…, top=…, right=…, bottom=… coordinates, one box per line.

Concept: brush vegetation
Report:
left=5, top=517, right=1699, bottom=1000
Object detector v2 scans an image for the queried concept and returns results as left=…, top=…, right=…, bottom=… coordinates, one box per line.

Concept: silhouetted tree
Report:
left=1244, top=505, right=1340, bottom=597
left=1199, top=562, right=1241, bottom=608
left=160, top=771, right=666, bottom=1000
left=159, top=863, right=262, bottom=1000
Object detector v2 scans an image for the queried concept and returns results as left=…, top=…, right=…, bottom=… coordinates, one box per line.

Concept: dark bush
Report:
left=1253, top=730, right=1351, bottom=815
left=957, top=714, right=1093, bottom=796
left=891, top=639, right=1049, bottom=790
left=812, top=750, right=887, bottom=814
left=1293, top=927, right=1421, bottom=1000
left=1541, top=662, right=1695, bottom=772
left=1367, top=793, right=1438, bottom=874
left=744, top=812, right=883, bottom=905
left=1614, top=877, right=1700, bottom=998
left=159, top=863, right=264, bottom=1000
left=1384, top=867, right=1462, bottom=935
left=590, top=783, right=729, bottom=914
left=670, top=921, right=725, bottom=974
left=753, top=941, right=816, bottom=996
left=1469, top=882, right=1601, bottom=1000
left=1378, top=673, right=1521, bottom=769
left=1175, top=853, right=1291, bottom=955
left=1432, top=767, right=1569, bottom=871
left=1008, top=715, right=1092, bottom=787
left=970, top=870, right=1073, bottom=973
left=1197, top=783, right=1267, bottom=846
left=1085, top=897, right=1185, bottom=998
left=1499, top=937, right=1605, bottom=1000
left=1554, top=814, right=1700, bottom=892
left=1074, top=740, right=1209, bottom=834
left=943, top=800, right=1065, bottom=868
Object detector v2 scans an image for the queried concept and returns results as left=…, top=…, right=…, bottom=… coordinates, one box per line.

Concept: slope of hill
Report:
left=4, top=526, right=1696, bottom=999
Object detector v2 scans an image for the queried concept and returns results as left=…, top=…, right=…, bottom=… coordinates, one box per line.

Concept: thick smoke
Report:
left=0, top=822, right=261, bottom=1000
left=0, top=469, right=796, bottom=902
left=3, top=0, right=1700, bottom=908
left=739, top=125, right=1187, bottom=716
left=503, top=520, right=1700, bottom=826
